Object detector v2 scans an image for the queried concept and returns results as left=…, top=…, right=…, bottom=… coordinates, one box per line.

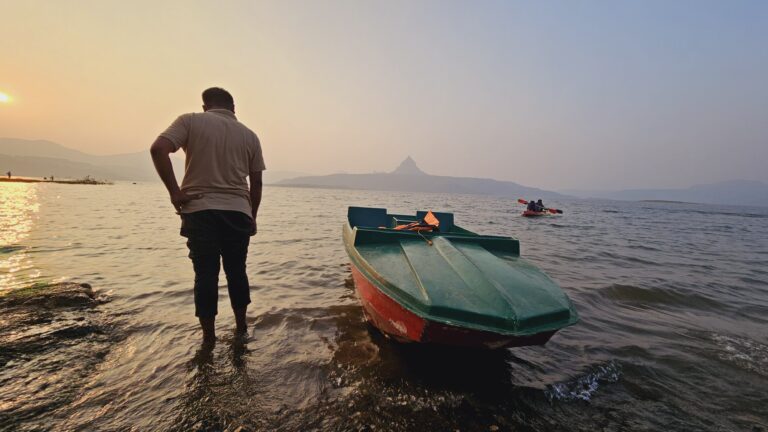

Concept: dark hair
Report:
left=202, top=87, right=234, bottom=108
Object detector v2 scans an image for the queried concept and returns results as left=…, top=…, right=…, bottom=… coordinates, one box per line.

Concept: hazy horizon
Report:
left=1, top=1, right=767, bottom=190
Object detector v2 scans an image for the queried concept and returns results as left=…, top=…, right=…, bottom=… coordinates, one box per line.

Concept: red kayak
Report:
left=517, top=199, right=564, bottom=216
left=522, top=210, right=549, bottom=217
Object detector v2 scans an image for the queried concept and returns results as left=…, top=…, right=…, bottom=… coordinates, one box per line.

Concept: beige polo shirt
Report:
left=159, top=109, right=265, bottom=217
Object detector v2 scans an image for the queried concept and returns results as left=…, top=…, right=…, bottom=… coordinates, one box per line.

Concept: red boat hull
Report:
left=350, top=265, right=556, bottom=349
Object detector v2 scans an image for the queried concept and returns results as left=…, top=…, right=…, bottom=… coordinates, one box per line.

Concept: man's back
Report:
left=160, top=109, right=265, bottom=216
left=150, top=87, right=265, bottom=342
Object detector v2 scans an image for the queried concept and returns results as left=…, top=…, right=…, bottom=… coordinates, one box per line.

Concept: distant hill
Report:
left=263, top=170, right=314, bottom=184
left=0, top=138, right=95, bottom=161
left=277, top=157, right=568, bottom=199
left=0, top=154, right=130, bottom=181
left=0, top=137, right=167, bottom=181
left=563, top=180, right=768, bottom=207
left=0, top=137, right=296, bottom=184
left=391, top=156, right=427, bottom=176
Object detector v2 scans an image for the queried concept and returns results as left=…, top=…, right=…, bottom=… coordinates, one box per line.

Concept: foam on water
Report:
left=545, top=361, right=622, bottom=402
left=712, top=334, right=768, bottom=377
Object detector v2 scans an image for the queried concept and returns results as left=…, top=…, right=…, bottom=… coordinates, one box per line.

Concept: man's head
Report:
left=202, top=87, right=235, bottom=113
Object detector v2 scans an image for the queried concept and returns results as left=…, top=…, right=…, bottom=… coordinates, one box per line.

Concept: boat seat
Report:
left=348, top=206, right=387, bottom=228
left=416, top=211, right=454, bottom=233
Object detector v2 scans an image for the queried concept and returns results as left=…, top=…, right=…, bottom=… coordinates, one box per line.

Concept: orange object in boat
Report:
left=423, top=211, right=440, bottom=228
left=393, top=211, right=441, bottom=232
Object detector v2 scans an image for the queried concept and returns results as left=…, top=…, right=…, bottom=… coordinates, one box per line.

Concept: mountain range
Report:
left=0, top=138, right=166, bottom=181
left=277, top=157, right=768, bottom=206
left=0, top=138, right=299, bottom=183
left=277, top=156, right=568, bottom=198
left=564, top=180, right=768, bottom=207
left=2, top=138, right=766, bottom=206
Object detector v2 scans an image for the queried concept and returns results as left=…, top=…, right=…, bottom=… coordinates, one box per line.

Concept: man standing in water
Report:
left=150, top=87, right=265, bottom=343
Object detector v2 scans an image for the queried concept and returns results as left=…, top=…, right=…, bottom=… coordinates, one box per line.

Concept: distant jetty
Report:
left=0, top=175, right=111, bottom=185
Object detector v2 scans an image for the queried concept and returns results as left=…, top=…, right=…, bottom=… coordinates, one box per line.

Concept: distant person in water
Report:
left=150, top=87, right=265, bottom=344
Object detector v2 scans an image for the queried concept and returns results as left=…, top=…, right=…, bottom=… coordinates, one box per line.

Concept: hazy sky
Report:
left=1, top=0, right=766, bottom=190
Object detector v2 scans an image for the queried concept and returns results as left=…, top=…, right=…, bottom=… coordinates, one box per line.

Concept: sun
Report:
left=0, top=92, right=10, bottom=103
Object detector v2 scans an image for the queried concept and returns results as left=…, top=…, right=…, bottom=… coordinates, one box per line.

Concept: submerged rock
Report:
left=0, top=282, right=98, bottom=308
left=0, top=281, right=119, bottom=429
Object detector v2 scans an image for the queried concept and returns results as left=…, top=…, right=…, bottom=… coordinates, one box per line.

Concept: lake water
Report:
left=1, top=182, right=767, bottom=431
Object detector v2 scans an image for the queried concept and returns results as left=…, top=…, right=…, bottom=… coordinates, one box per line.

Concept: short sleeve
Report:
left=249, top=134, right=266, bottom=172
left=159, top=114, right=192, bottom=150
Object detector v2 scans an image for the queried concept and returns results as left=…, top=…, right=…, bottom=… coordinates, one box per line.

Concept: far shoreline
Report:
left=0, top=176, right=111, bottom=185
left=638, top=199, right=694, bottom=204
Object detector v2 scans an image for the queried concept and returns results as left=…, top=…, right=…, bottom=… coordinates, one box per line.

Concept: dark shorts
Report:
left=181, top=210, right=253, bottom=318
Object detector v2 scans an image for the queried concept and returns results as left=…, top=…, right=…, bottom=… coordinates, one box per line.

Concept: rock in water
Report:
left=0, top=282, right=98, bottom=308
left=0, top=281, right=118, bottom=429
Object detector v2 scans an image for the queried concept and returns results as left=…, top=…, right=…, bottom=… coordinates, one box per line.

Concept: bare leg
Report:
left=234, top=307, right=247, bottom=334
left=199, top=317, right=216, bottom=343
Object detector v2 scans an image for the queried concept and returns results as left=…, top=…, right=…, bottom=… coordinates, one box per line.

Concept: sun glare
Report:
left=0, top=92, right=11, bottom=103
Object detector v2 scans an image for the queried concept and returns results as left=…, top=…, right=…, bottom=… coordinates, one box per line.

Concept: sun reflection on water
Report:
left=0, top=183, right=40, bottom=293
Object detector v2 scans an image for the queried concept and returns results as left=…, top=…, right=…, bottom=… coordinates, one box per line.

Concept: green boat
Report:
left=343, top=206, right=579, bottom=349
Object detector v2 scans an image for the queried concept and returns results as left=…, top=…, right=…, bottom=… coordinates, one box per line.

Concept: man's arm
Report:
left=150, top=136, right=200, bottom=212
left=249, top=170, right=263, bottom=234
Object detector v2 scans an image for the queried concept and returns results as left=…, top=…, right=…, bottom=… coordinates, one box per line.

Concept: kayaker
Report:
left=536, top=199, right=545, bottom=212
left=526, top=199, right=537, bottom=212
left=150, top=87, right=265, bottom=344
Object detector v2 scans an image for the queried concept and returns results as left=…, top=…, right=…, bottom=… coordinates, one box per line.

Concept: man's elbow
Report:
left=150, top=137, right=175, bottom=158
left=150, top=144, right=164, bottom=158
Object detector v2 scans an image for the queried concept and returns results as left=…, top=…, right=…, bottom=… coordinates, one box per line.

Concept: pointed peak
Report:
left=391, top=156, right=427, bottom=175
